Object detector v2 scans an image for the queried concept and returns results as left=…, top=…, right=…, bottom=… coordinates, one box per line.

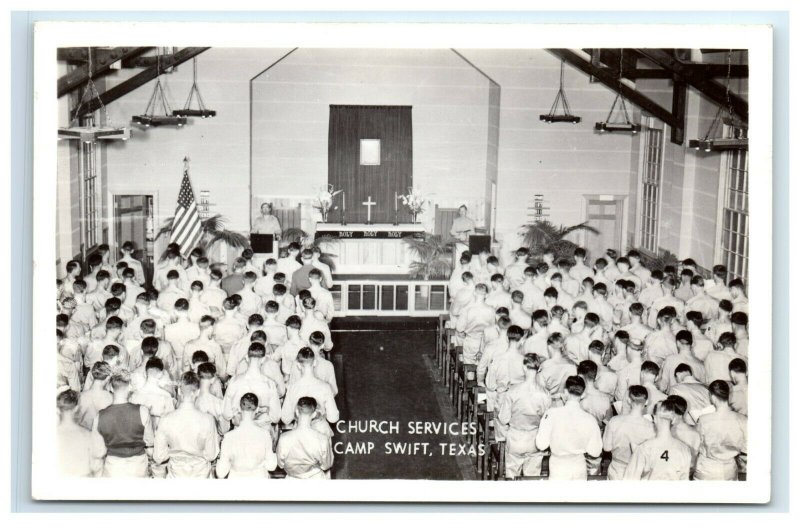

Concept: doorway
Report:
left=583, top=195, right=626, bottom=264
left=113, top=195, right=155, bottom=287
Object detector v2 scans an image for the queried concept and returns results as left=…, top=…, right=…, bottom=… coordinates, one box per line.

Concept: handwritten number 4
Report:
left=660, top=450, right=669, bottom=462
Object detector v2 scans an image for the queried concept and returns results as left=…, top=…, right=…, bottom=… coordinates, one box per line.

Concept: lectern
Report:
left=250, top=233, right=274, bottom=254
left=468, top=235, right=492, bottom=254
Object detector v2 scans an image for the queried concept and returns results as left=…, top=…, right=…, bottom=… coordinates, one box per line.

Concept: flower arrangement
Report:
left=399, top=187, right=427, bottom=223
left=313, top=184, right=342, bottom=222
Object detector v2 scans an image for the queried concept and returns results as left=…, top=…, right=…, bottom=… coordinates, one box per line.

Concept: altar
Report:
left=314, top=223, right=426, bottom=274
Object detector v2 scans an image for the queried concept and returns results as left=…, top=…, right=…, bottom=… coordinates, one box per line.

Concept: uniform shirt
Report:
left=648, top=296, right=686, bottom=329
left=535, top=357, right=577, bottom=400
left=486, top=348, right=526, bottom=397
left=199, top=285, right=228, bottom=310
left=272, top=294, right=296, bottom=324
left=287, top=352, right=337, bottom=396
left=612, top=359, right=642, bottom=403
left=509, top=306, right=532, bottom=330
left=281, top=375, right=340, bottom=434
left=641, top=382, right=668, bottom=416
left=183, top=337, right=226, bottom=374
left=695, top=410, right=747, bottom=477
left=157, top=285, right=189, bottom=313
left=87, top=288, right=113, bottom=312
left=232, top=356, right=287, bottom=398
left=672, top=421, right=702, bottom=469
left=704, top=348, right=742, bottom=383
left=164, top=319, right=201, bottom=366
left=486, top=289, right=512, bottom=311
left=118, top=257, right=146, bottom=286
left=130, top=383, right=176, bottom=427
left=730, top=382, right=748, bottom=416
left=84, top=336, right=128, bottom=369
left=519, top=282, right=545, bottom=313
left=570, top=262, right=594, bottom=283
left=185, top=266, right=212, bottom=290
left=277, top=256, right=302, bottom=284
left=238, top=286, right=264, bottom=318
left=154, top=264, right=188, bottom=292
left=603, top=414, right=656, bottom=479
left=689, top=328, right=715, bottom=361
left=277, top=426, right=334, bottom=479
left=71, top=301, right=99, bottom=331
left=76, top=387, right=113, bottom=430
left=504, top=262, right=528, bottom=291
left=214, top=315, right=248, bottom=350
left=686, top=293, right=720, bottom=322
left=644, top=328, right=678, bottom=367
left=732, top=296, right=749, bottom=315
left=580, top=385, right=613, bottom=428
left=658, top=352, right=706, bottom=392
left=637, top=284, right=663, bottom=309
left=58, top=420, right=93, bottom=477
left=311, top=260, right=334, bottom=289
left=153, top=405, right=219, bottom=478
left=277, top=335, right=306, bottom=377
left=252, top=214, right=281, bottom=235
left=254, top=273, right=276, bottom=299
left=128, top=339, right=176, bottom=374
left=57, top=354, right=82, bottom=392
left=587, top=297, right=615, bottom=329
left=290, top=264, right=317, bottom=297
left=623, top=435, right=692, bottom=480
left=522, top=329, right=549, bottom=358
left=299, top=313, right=333, bottom=351
left=216, top=420, right=278, bottom=478
left=223, top=370, right=282, bottom=424
left=226, top=333, right=264, bottom=379
left=620, top=321, right=653, bottom=346
left=669, top=376, right=711, bottom=425
left=705, top=283, right=732, bottom=303
left=674, top=283, right=695, bottom=303
left=261, top=320, right=288, bottom=349
left=536, top=399, right=602, bottom=458
left=308, top=285, right=335, bottom=322
left=195, top=389, right=228, bottom=433
left=456, top=302, right=495, bottom=362
left=477, top=336, right=509, bottom=386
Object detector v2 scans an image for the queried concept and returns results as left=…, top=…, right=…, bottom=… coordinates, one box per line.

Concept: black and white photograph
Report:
left=30, top=21, right=773, bottom=503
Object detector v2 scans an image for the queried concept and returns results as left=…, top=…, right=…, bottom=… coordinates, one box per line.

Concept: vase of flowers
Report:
left=399, top=187, right=427, bottom=224
left=313, top=184, right=342, bottom=223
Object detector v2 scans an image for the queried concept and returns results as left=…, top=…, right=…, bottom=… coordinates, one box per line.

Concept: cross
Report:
left=362, top=196, right=377, bottom=224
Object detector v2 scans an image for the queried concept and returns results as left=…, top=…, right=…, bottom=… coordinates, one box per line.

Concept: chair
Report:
left=487, top=441, right=506, bottom=480
left=456, top=363, right=477, bottom=423
left=436, top=314, right=450, bottom=372
left=466, top=385, right=485, bottom=447
left=477, top=409, right=494, bottom=479
left=442, top=328, right=456, bottom=385
left=448, top=346, right=463, bottom=403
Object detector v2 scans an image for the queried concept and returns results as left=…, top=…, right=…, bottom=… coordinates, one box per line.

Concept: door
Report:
left=328, top=105, right=413, bottom=224
left=583, top=195, right=625, bottom=265
left=114, top=195, right=155, bottom=287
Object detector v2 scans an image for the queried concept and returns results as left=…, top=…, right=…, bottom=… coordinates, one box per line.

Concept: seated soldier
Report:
left=216, top=392, right=278, bottom=479
left=277, top=396, right=335, bottom=479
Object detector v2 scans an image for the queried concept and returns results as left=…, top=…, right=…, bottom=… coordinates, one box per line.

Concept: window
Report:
left=639, top=125, right=664, bottom=253
left=719, top=127, right=749, bottom=280
left=360, top=139, right=381, bottom=165
left=80, top=117, right=101, bottom=250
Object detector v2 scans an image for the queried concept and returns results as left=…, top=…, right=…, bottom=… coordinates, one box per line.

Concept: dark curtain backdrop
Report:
left=328, top=105, right=412, bottom=224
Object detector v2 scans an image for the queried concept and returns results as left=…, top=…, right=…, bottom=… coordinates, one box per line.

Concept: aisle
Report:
left=330, top=319, right=472, bottom=480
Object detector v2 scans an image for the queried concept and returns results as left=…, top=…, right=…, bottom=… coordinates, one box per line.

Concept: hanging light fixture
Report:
left=58, top=47, right=130, bottom=143
left=688, top=50, right=748, bottom=152
left=540, top=59, right=581, bottom=124
left=595, top=49, right=641, bottom=134
left=172, top=57, right=216, bottom=118
left=132, top=48, right=187, bottom=127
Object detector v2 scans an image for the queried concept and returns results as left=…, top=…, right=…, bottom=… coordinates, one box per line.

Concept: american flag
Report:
left=169, top=161, right=203, bottom=256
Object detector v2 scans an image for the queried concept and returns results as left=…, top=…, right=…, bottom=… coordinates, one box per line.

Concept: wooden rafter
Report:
left=57, top=47, right=153, bottom=97
left=548, top=49, right=678, bottom=130
left=70, top=47, right=210, bottom=118
left=634, top=48, right=748, bottom=121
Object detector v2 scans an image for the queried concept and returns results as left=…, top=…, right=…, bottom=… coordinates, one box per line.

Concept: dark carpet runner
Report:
left=329, top=318, right=467, bottom=480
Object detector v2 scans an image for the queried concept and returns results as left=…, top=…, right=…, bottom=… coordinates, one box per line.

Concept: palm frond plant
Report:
left=403, top=233, right=457, bottom=280
left=156, top=214, right=249, bottom=261
left=518, top=220, right=599, bottom=263
left=627, top=247, right=679, bottom=271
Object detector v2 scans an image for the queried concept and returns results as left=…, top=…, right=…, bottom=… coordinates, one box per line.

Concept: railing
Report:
left=331, top=279, right=451, bottom=317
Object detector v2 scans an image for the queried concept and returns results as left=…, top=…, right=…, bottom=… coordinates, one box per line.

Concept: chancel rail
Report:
left=330, top=279, right=450, bottom=317
left=316, top=229, right=424, bottom=240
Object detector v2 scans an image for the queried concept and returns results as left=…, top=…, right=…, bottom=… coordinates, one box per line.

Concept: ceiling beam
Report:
left=71, top=47, right=210, bottom=118
left=548, top=49, right=678, bottom=129
left=634, top=48, right=748, bottom=121
left=57, top=47, right=153, bottom=97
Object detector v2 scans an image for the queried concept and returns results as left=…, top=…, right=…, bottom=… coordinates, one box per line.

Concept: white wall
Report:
left=251, top=48, right=492, bottom=230
left=459, top=49, right=637, bottom=256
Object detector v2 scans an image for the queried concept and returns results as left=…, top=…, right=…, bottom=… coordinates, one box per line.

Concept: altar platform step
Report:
left=330, top=316, right=438, bottom=332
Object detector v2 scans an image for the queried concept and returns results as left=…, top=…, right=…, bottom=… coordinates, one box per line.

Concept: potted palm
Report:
left=403, top=233, right=456, bottom=280
left=518, top=220, right=599, bottom=262
left=155, top=214, right=249, bottom=264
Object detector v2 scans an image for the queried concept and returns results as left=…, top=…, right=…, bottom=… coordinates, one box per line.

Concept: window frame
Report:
left=636, top=117, right=666, bottom=255
left=714, top=124, right=749, bottom=282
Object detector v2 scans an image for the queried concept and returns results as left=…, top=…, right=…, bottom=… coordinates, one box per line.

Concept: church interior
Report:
left=54, top=47, right=750, bottom=480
